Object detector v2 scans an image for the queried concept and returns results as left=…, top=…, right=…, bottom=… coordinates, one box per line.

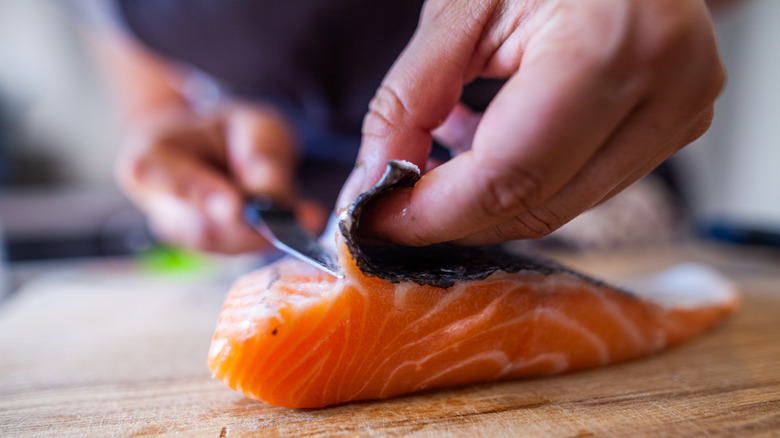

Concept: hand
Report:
left=117, top=104, right=325, bottom=253
left=340, top=0, right=725, bottom=246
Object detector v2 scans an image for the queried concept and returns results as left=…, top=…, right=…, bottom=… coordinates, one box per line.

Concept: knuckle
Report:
left=675, top=53, right=725, bottom=122
left=634, top=1, right=725, bottom=118
left=115, top=129, right=173, bottom=190
left=477, top=165, right=543, bottom=220
left=639, top=1, right=697, bottom=58
left=673, top=65, right=725, bottom=125
left=518, top=207, right=563, bottom=239
left=681, top=104, right=716, bottom=146
left=362, top=84, right=412, bottom=139
left=484, top=208, right=563, bottom=242
left=694, top=57, right=726, bottom=106
left=115, top=148, right=152, bottom=191
left=636, top=0, right=716, bottom=70
left=498, top=206, right=564, bottom=241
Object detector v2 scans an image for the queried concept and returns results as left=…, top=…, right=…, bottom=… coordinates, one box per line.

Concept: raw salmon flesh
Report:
left=207, top=161, right=738, bottom=409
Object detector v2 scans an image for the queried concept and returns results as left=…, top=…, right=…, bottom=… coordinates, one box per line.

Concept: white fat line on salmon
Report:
left=289, top=353, right=332, bottom=406
left=265, top=315, right=345, bottom=395
left=423, top=304, right=609, bottom=376
left=324, top=274, right=389, bottom=402
left=416, top=351, right=513, bottom=391
left=360, top=276, right=510, bottom=376
left=356, top=287, right=514, bottom=393
left=330, top=287, right=375, bottom=402
left=501, top=352, right=569, bottom=376
left=320, top=285, right=369, bottom=401
left=208, top=338, right=230, bottom=364
left=592, top=291, right=647, bottom=352
left=377, top=301, right=607, bottom=391
left=531, top=307, right=610, bottom=364
left=339, top=277, right=473, bottom=394
left=391, top=281, right=423, bottom=307
left=371, top=290, right=515, bottom=398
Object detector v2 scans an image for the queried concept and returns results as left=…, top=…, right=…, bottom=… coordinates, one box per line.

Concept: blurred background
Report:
left=0, top=0, right=778, bottom=299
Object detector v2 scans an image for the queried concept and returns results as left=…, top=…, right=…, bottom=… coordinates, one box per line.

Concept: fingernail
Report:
left=147, top=194, right=206, bottom=246
left=244, top=161, right=272, bottom=189
left=205, top=193, right=235, bottom=224
left=243, top=159, right=280, bottom=192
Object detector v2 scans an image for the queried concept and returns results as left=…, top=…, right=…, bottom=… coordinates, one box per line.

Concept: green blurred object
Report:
left=138, top=245, right=214, bottom=277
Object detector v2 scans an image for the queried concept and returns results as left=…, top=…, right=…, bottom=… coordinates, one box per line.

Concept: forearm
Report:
left=86, top=29, right=189, bottom=123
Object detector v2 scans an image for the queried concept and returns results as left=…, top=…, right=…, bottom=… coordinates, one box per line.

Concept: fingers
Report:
left=336, top=0, right=496, bottom=210
left=224, top=105, right=299, bottom=203
left=363, top=4, right=647, bottom=246
left=117, top=119, right=266, bottom=253
left=223, top=106, right=329, bottom=243
left=362, top=0, right=725, bottom=247
left=116, top=108, right=308, bottom=254
left=140, top=167, right=267, bottom=254
left=456, top=1, right=725, bottom=245
left=457, top=102, right=718, bottom=246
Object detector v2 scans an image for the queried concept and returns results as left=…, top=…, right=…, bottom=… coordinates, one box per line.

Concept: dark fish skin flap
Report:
left=338, top=161, right=610, bottom=289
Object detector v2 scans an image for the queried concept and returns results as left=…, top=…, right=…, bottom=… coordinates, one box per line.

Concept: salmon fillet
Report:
left=207, top=162, right=738, bottom=409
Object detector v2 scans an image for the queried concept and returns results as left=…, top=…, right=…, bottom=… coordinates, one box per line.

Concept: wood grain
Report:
left=1, top=244, right=779, bottom=437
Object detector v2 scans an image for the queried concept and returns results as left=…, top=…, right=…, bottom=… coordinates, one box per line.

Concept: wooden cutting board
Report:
left=1, top=244, right=779, bottom=437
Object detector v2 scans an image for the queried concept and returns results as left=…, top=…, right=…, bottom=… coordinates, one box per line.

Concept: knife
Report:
left=244, top=195, right=343, bottom=278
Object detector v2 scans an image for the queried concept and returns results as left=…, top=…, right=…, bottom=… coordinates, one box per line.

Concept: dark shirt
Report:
left=115, top=0, right=503, bottom=203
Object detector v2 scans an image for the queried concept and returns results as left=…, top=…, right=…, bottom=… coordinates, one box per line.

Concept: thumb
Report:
left=337, top=1, right=492, bottom=210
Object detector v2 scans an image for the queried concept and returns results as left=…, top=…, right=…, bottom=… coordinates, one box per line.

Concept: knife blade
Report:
left=244, top=196, right=342, bottom=278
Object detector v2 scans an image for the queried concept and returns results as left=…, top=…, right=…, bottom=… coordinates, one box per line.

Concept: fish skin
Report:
left=339, top=161, right=614, bottom=289
left=207, top=161, right=738, bottom=409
